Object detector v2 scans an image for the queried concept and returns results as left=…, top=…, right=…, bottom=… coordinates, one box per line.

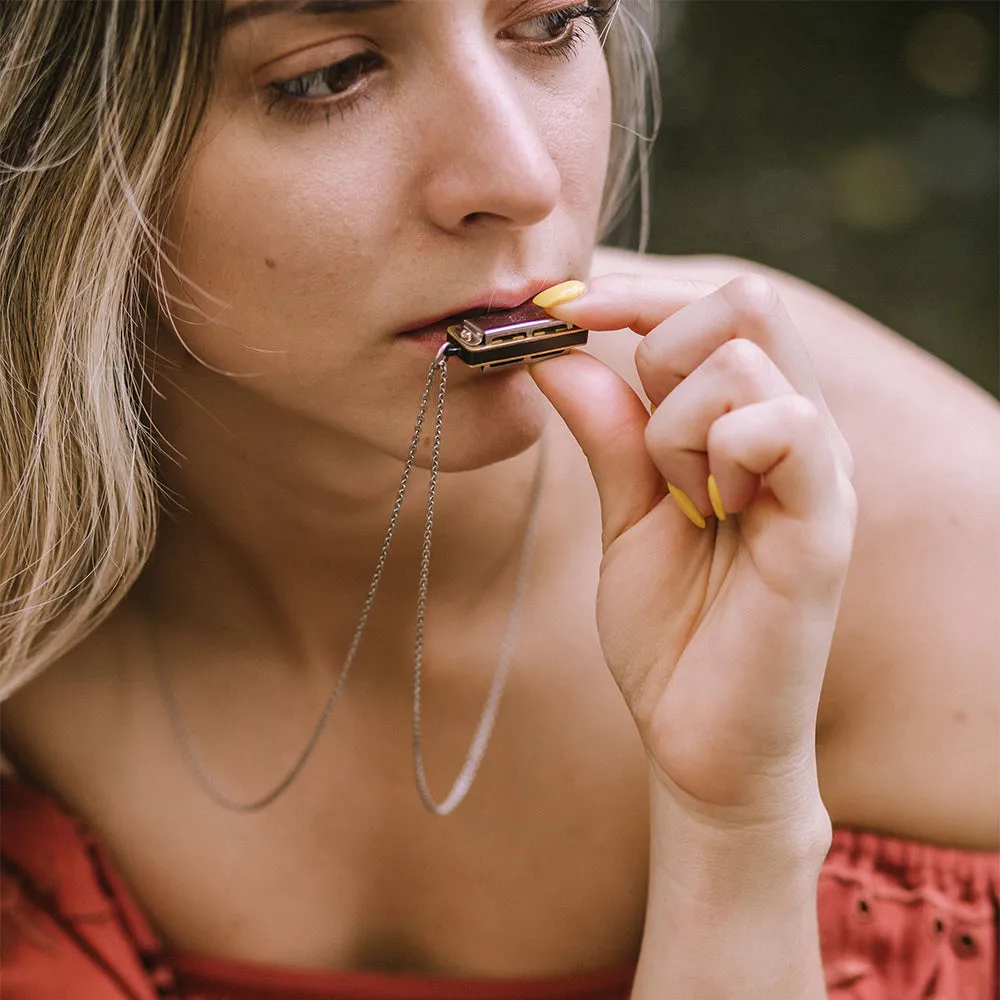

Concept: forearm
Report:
left=631, top=774, right=831, bottom=999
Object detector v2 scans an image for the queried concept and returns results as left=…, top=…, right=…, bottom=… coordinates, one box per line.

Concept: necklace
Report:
left=150, top=343, right=547, bottom=815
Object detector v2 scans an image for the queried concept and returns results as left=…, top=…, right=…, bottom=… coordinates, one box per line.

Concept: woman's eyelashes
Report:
left=262, top=1, right=609, bottom=126
left=501, top=2, right=603, bottom=55
left=263, top=52, right=383, bottom=124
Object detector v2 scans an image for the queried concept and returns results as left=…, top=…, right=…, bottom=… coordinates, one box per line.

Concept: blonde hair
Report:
left=0, top=0, right=661, bottom=698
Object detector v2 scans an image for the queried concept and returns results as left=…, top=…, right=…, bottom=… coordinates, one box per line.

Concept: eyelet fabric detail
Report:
left=820, top=828, right=999, bottom=999
left=1, top=777, right=998, bottom=1000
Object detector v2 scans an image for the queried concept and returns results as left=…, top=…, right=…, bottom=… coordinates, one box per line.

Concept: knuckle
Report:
left=797, top=462, right=859, bottom=583
left=723, top=273, right=781, bottom=324
left=782, top=393, right=821, bottom=429
left=811, top=547, right=853, bottom=593
left=823, top=521, right=857, bottom=577
left=795, top=518, right=856, bottom=588
left=714, top=336, right=768, bottom=380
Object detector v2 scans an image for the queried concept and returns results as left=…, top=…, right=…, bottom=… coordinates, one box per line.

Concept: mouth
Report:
left=394, top=282, right=564, bottom=341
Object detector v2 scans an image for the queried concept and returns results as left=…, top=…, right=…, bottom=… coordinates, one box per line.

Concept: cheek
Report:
left=548, top=53, right=613, bottom=233
left=160, top=107, right=401, bottom=380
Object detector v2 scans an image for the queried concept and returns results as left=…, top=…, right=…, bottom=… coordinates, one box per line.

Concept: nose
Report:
left=416, top=48, right=562, bottom=233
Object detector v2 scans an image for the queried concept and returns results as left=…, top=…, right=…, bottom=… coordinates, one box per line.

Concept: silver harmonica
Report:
left=443, top=302, right=588, bottom=371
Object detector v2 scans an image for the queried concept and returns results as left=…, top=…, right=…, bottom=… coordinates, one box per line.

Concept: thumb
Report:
left=528, top=349, right=665, bottom=548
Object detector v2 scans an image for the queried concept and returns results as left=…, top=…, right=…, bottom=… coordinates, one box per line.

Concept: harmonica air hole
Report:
left=486, top=357, right=529, bottom=369
left=481, top=348, right=571, bottom=369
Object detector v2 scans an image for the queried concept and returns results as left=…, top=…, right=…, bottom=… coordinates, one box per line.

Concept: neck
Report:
left=137, top=347, right=561, bottom=685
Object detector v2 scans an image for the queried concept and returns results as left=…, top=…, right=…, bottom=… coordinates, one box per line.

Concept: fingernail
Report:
left=533, top=280, right=586, bottom=309
left=648, top=401, right=657, bottom=415
left=707, top=474, right=727, bottom=521
left=667, top=482, right=706, bottom=529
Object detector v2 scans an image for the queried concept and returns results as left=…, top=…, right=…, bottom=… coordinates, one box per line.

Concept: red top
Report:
left=1, top=773, right=996, bottom=1000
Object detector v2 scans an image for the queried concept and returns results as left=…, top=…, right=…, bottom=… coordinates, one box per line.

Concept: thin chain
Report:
left=412, top=357, right=546, bottom=815
left=150, top=344, right=545, bottom=815
left=151, top=346, right=446, bottom=812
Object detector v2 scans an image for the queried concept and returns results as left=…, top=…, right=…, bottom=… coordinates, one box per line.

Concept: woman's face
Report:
left=160, top=0, right=612, bottom=470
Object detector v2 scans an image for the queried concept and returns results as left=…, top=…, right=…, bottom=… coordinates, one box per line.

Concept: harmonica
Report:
left=443, top=303, right=588, bottom=371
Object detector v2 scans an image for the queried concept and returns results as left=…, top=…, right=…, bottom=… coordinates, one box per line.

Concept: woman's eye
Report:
left=265, top=52, right=383, bottom=120
left=506, top=3, right=602, bottom=47
left=263, top=1, right=609, bottom=124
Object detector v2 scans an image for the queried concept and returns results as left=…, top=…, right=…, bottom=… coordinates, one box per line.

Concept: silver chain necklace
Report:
left=150, top=343, right=547, bottom=815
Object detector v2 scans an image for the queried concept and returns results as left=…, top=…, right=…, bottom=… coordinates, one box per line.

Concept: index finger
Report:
left=541, top=272, right=718, bottom=336
left=543, top=271, right=835, bottom=432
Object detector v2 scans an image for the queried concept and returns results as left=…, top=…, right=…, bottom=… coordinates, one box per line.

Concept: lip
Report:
left=394, top=281, right=564, bottom=337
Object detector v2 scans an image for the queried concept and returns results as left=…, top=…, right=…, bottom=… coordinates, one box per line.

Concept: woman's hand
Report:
left=529, top=273, right=857, bottom=834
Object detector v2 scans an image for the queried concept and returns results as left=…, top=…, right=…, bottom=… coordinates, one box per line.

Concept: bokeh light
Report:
left=828, top=142, right=927, bottom=231
left=904, top=8, right=993, bottom=98
left=642, top=1, right=998, bottom=396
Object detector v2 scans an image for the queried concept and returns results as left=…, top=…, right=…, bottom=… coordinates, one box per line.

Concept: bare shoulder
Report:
left=592, top=246, right=1000, bottom=850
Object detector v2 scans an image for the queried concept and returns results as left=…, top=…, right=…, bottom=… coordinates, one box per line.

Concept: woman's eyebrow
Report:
left=223, top=0, right=401, bottom=32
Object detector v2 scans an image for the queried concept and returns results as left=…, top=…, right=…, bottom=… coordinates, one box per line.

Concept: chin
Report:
left=407, top=369, right=554, bottom=473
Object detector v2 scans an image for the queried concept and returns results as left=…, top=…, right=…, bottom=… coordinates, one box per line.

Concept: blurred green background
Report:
left=637, top=1, right=998, bottom=396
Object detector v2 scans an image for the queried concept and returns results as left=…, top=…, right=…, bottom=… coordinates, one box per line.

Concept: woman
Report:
left=0, top=1, right=996, bottom=997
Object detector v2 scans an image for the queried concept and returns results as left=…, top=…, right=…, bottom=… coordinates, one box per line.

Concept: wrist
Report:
left=636, top=776, right=830, bottom=1000
left=647, top=768, right=832, bottom=908
left=634, top=869, right=827, bottom=1000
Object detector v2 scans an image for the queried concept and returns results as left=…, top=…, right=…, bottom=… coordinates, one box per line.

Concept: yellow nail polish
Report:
left=707, top=474, right=727, bottom=521
left=667, top=482, right=706, bottom=529
left=532, top=280, right=586, bottom=309
left=648, top=401, right=657, bottom=415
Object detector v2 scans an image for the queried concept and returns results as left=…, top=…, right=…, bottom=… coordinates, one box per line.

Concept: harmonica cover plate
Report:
left=445, top=302, right=588, bottom=371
